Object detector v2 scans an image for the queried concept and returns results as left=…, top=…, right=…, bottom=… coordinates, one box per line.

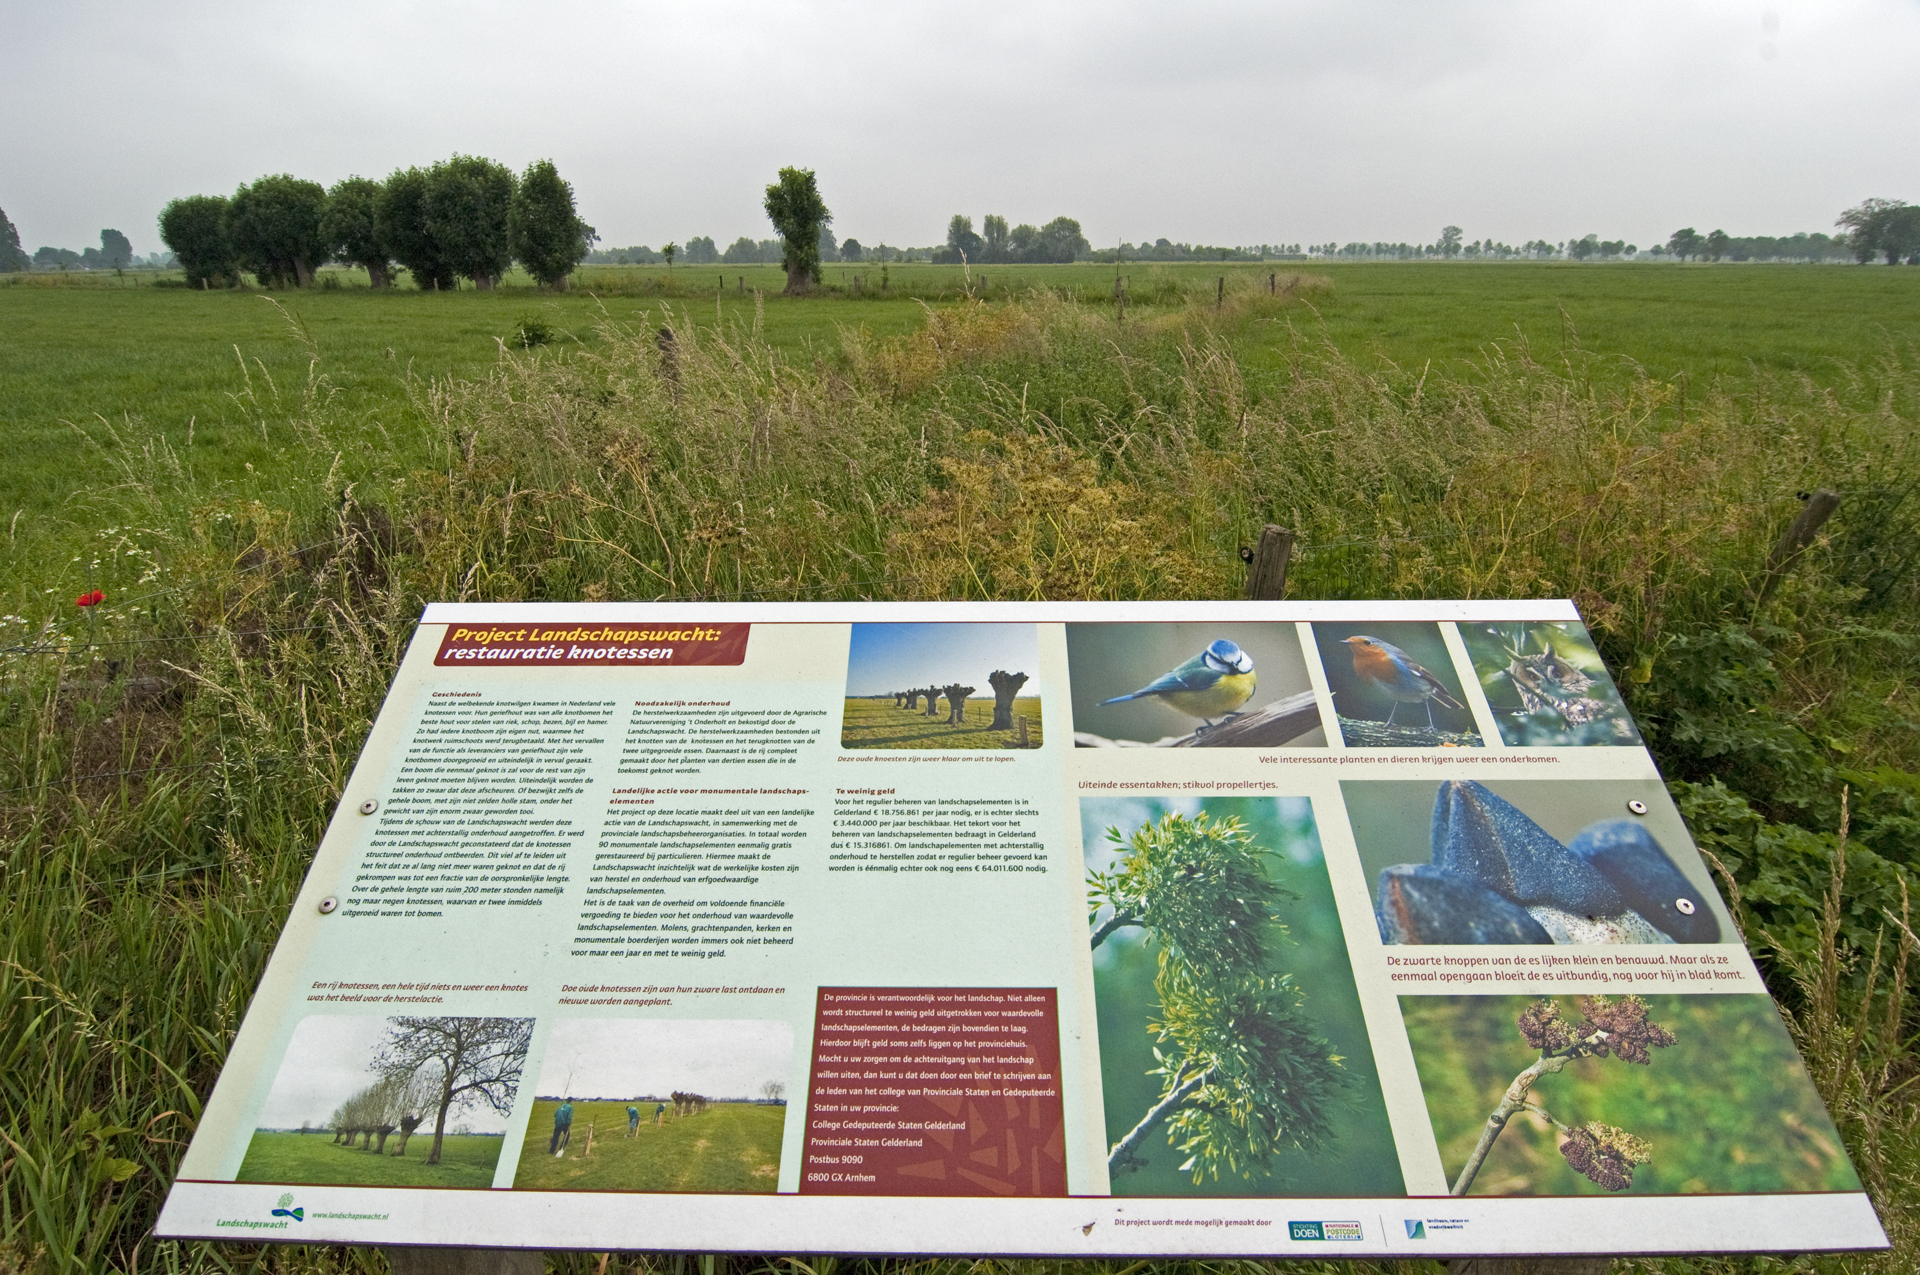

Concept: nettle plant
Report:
left=1088, top=810, right=1348, bottom=1183
left=1452, top=995, right=1676, bottom=1196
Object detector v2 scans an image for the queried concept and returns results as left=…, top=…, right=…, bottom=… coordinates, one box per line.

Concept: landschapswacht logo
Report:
left=1404, top=1220, right=1427, bottom=1239
left=1288, top=1221, right=1362, bottom=1241
left=271, top=1192, right=304, bottom=1222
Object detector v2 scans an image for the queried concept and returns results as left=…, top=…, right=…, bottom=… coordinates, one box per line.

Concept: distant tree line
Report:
left=932, top=214, right=1091, bottom=264
left=1835, top=199, right=1920, bottom=264
left=153, top=156, right=594, bottom=290
left=588, top=234, right=931, bottom=266
left=0, top=212, right=165, bottom=272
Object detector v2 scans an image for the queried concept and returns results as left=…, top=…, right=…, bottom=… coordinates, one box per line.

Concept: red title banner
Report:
left=433, top=623, right=750, bottom=667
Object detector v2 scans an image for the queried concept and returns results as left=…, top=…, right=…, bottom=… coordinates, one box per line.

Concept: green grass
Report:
left=5, top=262, right=1916, bottom=532
left=512, top=1102, right=782, bottom=1193
left=0, top=265, right=1915, bottom=1274
left=0, top=281, right=935, bottom=524
left=839, top=697, right=1043, bottom=749
left=233, top=1130, right=505, bottom=1188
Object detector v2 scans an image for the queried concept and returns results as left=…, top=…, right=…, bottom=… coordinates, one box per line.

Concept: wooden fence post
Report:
left=1756, top=488, right=1842, bottom=601
left=1245, top=525, right=1294, bottom=600
left=1216, top=276, right=1225, bottom=309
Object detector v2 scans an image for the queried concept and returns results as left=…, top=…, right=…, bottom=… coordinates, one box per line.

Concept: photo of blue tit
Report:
left=1099, top=638, right=1256, bottom=728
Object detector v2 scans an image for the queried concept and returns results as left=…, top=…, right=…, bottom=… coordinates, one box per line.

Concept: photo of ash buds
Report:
left=1401, top=993, right=1861, bottom=1198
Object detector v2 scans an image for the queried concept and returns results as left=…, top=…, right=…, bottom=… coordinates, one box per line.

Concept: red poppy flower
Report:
left=76, top=590, right=105, bottom=608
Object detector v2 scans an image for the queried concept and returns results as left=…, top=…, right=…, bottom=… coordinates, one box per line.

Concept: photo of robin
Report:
left=1310, top=621, right=1481, bottom=747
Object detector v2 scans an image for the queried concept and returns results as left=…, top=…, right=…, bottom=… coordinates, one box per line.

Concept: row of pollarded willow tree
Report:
left=893, top=670, right=1030, bottom=729
left=326, top=1017, right=532, bottom=1166
left=157, top=158, right=594, bottom=291
left=154, top=163, right=841, bottom=297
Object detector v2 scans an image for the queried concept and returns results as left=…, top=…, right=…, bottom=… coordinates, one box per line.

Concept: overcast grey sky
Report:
left=534, top=1020, right=793, bottom=1100
left=3, top=1, right=1914, bottom=257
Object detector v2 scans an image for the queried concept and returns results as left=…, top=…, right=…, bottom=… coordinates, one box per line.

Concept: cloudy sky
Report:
left=4, top=0, right=1914, bottom=257
left=534, top=1019, right=794, bottom=1100
left=257, top=1016, right=515, bottom=1132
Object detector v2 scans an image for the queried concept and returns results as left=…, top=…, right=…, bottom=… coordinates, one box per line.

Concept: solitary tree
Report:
left=324, top=176, right=394, bottom=287
left=761, top=1080, right=787, bottom=1104
left=840, top=237, right=864, bottom=262
left=981, top=214, right=1010, bottom=262
left=98, top=229, right=133, bottom=269
left=378, top=167, right=453, bottom=291
left=1438, top=225, right=1464, bottom=257
left=763, top=166, right=831, bottom=294
left=938, top=214, right=983, bottom=265
left=426, top=155, right=517, bottom=289
left=1704, top=229, right=1731, bottom=261
left=227, top=174, right=330, bottom=287
left=158, top=194, right=239, bottom=287
left=1089, top=811, right=1347, bottom=1182
left=508, top=159, right=595, bottom=289
left=1667, top=227, right=1704, bottom=261
left=374, top=1017, right=532, bottom=1165
left=0, top=208, right=28, bottom=272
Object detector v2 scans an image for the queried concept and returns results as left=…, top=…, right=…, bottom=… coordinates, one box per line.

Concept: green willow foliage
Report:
left=1090, top=812, right=1347, bottom=1183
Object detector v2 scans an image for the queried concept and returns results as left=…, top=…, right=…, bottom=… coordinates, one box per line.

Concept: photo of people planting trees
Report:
left=4, top=0, right=1919, bottom=1270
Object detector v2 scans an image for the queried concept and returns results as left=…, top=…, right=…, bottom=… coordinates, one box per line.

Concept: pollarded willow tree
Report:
left=324, top=176, right=394, bottom=287
left=509, top=159, right=596, bottom=289
left=763, top=166, right=830, bottom=295
left=158, top=194, right=239, bottom=288
left=226, top=174, right=330, bottom=287
left=374, top=1016, right=533, bottom=1165
left=426, top=155, right=517, bottom=290
left=1088, top=810, right=1349, bottom=1183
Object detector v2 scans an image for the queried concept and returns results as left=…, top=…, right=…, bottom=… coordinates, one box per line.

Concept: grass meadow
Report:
left=838, top=697, right=1043, bottom=749
left=233, top=1131, right=505, bottom=1189
left=511, top=1102, right=782, bottom=1193
left=0, top=261, right=1916, bottom=1274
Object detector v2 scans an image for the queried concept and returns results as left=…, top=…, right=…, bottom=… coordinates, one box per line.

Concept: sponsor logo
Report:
left=1405, top=1220, right=1427, bottom=1239
left=271, top=1192, right=304, bottom=1222
left=1288, top=1221, right=1362, bottom=1241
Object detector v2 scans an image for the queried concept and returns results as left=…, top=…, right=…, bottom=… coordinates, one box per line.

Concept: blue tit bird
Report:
left=1100, top=638, right=1256, bottom=727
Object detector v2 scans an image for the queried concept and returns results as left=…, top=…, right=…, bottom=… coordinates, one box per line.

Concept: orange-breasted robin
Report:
left=1342, top=635, right=1465, bottom=729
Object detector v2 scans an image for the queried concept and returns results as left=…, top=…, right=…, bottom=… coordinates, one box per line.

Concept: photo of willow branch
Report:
left=1066, top=623, right=1328, bottom=748
left=1347, top=779, right=1734, bottom=946
left=1081, top=797, right=1401, bottom=1197
left=236, top=1016, right=533, bottom=1188
left=840, top=623, right=1042, bottom=749
left=1309, top=621, right=1482, bottom=747
left=1458, top=620, right=1641, bottom=747
left=1402, top=994, right=1861, bottom=1196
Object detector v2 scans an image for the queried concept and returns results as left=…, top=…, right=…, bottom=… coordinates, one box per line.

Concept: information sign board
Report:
left=157, top=601, right=1887, bottom=1258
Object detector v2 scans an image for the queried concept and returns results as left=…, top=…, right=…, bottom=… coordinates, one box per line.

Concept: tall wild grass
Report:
left=1, top=285, right=1915, bottom=1274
